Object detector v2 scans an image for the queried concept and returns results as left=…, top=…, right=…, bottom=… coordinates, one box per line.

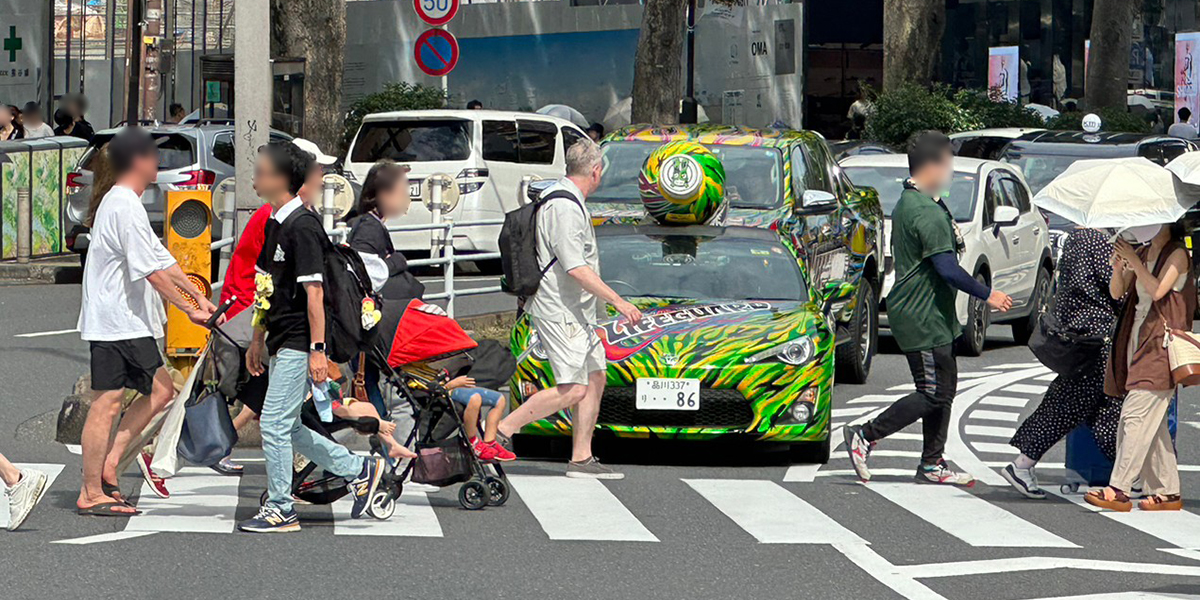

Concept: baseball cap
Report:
left=292, top=137, right=337, bottom=166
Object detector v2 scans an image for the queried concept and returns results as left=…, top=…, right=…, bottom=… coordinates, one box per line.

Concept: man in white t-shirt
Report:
left=75, top=128, right=217, bottom=517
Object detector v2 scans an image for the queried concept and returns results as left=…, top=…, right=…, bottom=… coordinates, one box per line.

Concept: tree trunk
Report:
left=631, top=0, right=686, bottom=125
left=882, top=0, right=945, bottom=90
left=269, top=0, right=346, bottom=152
left=1085, top=0, right=1135, bottom=111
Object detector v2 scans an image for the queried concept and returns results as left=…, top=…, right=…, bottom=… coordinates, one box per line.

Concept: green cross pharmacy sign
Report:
left=3, top=26, right=20, bottom=62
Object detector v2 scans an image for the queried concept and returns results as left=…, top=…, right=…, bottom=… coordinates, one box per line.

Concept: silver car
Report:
left=64, top=123, right=293, bottom=264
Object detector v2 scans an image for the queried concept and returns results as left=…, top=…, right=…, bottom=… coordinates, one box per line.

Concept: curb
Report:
left=0, top=257, right=82, bottom=284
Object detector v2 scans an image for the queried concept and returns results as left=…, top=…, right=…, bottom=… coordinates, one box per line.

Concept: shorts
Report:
left=449, top=387, right=504, bottom=408
left=532, top=318, right=605, bottom=386
left=237, top=371, right=269, bottom=414
left=89, top=337, right=164, bottom=395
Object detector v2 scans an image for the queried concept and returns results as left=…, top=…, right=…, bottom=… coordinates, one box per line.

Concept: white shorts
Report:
left=533, top=318, right=606, bottom=386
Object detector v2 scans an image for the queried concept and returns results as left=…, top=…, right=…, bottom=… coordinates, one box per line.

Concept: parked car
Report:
left=840, top=154, right=1053, bottom=356
left=343, top=110, right=588, bottom=256
left=587, top=125, right=884, bottom=383
left=997, top=130, right=1200, bottom=260
left=828, top=139, right=895, bottom=162
left=509, top=224, right=853, bottom=463
left=64, top=123, right=293, bottom=266
left=950, top=127, right=1044, bottom=160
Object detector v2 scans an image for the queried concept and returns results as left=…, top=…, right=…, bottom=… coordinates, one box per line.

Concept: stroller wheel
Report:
left=369, top=491, right=396, bottom=520
left=459, top=480, right=488, bottom=510
left=485, top=476, right=509, bottom=507
left=1061, top=483, right=1080, bottom=494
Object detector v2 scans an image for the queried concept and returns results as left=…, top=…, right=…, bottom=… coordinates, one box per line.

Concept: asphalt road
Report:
left=3, top=283, right=1200, bottom=600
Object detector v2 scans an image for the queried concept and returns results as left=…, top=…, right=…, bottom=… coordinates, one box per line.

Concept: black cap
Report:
left=108, top=127, right=158, bottom=174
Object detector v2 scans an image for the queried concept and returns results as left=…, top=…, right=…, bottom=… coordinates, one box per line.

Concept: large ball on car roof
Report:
left=638, top=141, right=725, bottom=225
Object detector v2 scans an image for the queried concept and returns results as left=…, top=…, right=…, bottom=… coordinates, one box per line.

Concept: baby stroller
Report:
left=373, top=299, right=511, bottom=511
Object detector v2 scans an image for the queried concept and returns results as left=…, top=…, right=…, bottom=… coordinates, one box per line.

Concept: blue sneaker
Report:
left=237, top=505, right=300, bottom=533
left=349, top=458, right=385, bottom=519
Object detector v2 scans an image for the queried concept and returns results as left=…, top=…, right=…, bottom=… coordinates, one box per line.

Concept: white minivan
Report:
left=344, top=110, right=588, bottom=255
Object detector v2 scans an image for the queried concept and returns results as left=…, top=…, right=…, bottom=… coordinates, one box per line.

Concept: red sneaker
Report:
left=487, top=441, right=516, bottom=462
left=472, top=438, right=498, bottom=461
left=136, top=451, right=170, bottom=499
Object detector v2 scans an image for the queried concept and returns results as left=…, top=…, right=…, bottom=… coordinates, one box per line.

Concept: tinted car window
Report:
left=954, top=137, right=1012, bottom=160
left=842, top=165, right=978, bottom=221
left=517, top=119, right=557, bottom=165
left=999, top=176, right=1030, bottom=212
left=482, top=120, right=519, bottom=163
left=212, top=133, right=234, bottom=166
left=801, top=144, right=833, bottom=193
left=562, top=126, right=587, bottom=152
left=351, top=120, right=472, bottom=163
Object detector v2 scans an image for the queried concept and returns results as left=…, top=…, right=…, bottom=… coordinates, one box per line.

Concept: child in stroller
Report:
left=445, top=376, right=516, bottom=462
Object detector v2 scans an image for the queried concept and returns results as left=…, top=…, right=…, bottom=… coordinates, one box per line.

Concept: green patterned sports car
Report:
left=510, top=225, right=845, bottom=462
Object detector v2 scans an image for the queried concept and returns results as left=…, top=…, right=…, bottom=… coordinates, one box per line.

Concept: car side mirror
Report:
left=993, top=205, right=1020, bottom=227
left=799, top=189, right=837, bottom=211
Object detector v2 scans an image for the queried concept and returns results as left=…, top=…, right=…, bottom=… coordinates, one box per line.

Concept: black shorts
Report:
left=237, top=371, right=269, bottom=414
left=89, top=337, right=164, bottom=395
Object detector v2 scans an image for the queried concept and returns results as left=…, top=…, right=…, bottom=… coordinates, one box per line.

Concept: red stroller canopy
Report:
left=384, top=299, right=478, bottom=367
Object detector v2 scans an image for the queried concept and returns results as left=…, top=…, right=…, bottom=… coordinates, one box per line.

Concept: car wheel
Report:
left=1012, top=266, right=1051, bottom=345
left=835, top=281, right=878, bottom=384
left=789, top=436, right=831, bottom=465
left=957, top=273, right=989, bottom=357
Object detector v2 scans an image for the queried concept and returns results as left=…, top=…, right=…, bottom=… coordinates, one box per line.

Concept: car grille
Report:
left=598, top=387, right=754, bottom=429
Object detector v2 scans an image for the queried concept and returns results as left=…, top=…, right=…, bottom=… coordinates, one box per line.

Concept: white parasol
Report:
left=1166, top=151, right=1200, bottom=187
left=1031, top=157, right=1200, bottom=228
left=535, top=104, right=589, bottom=129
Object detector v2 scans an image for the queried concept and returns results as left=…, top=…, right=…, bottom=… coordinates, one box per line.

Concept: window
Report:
left=482, top=120, right=519, bottom=163
left=789, top=149, right=810, bottom=197
left=350, top=120, right=472, bottom=163
left=999, top=176, right=1030, bottom=212
left=212, top=134, right=234, bottom=167
left=984, top=175, right=1006, bottom=224
left=517, top=119, right=557, bottom=164
left=801, top=145, right=833, bottom=193
left=562, top=126, right=587, bottom=153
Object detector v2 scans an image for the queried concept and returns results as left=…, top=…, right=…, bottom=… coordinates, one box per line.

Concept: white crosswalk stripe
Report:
left=509, top=475, right=658, bottom=542
left=969, top=409, right=1020, bottom=423
left=1053, top=490, right=1200, bottom=550
left=0, top=463, right=65, bottom=530
left=333, top=489, right=443, bottom=537
left=1005, top=383, right=1050, bottom=395
left=684, top=479, right=865, bottom=544
left=125, top=467, right=240, bottom=533
left=979, top=395, right=1032, bottom=408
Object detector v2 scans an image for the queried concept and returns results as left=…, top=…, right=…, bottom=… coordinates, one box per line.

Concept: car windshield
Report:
left=82, top=132, right=195, bottom=171
left=350, top=119, right=472, bottom=163
left=843, top=165, right=977, bottom=221
left=999, top=152, right=1082, bottom=194
left=597, top=232, right=807, bottom=302
left=592, top=141, right=784, bottom=209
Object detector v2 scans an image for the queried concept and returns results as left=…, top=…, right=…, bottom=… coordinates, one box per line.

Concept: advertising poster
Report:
left=988, top=46, right=1019, bottom=102
left=1176, top=32, right=1200, bottom=124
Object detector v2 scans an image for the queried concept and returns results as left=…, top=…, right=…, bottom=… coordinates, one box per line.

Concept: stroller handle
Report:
left=205, top=296, right=237, bottom=330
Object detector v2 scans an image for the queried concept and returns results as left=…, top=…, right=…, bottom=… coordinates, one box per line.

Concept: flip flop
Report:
left=101, top=481, right=133, bottom=507
left=77, top=502, right=141, bottom=517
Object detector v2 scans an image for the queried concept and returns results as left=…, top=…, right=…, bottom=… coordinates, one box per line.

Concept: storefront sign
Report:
left=1176, top=32, right=1200, bottom=125
left=988, top=46, right=1019, bottom=102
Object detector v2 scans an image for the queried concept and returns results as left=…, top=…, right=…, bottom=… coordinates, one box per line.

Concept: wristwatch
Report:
left=310, top=342, right=326, bottom=354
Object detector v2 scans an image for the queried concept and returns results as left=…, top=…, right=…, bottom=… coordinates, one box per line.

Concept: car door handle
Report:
left=1011, top=235, right=1020, bottom=245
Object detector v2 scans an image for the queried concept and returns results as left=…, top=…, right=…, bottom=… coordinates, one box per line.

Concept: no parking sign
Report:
left=414, top=0, right=459, bottom=27
left=414, top=28, right=459, bottom=77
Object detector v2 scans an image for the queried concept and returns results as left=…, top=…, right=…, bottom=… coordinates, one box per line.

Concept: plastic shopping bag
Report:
left=150, top=347, right=207, bottom=477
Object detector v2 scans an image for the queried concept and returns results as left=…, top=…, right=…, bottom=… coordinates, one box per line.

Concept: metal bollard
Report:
left=445, top=219, right=456, bottom=318
left=16, top=188, right=30, bottom=263
left=322, top=179, right=336, bottom=233
left=430, top=181, right=444, bottom=258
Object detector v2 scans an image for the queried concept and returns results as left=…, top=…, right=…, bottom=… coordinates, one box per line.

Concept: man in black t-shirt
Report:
left=237, top=142, right=384, bottom=533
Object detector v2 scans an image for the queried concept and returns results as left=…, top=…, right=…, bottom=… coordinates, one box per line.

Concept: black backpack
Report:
left=498, top=189, right=584, bottom=296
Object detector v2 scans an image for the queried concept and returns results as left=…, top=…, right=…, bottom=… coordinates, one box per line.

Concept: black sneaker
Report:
left=238, top=505, right=300, bottom=533
left=348, top=458, right=385, bottom=519
left=1000, top=463, right=1046, bottom=499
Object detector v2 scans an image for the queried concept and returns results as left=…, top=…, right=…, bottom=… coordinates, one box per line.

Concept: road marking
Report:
left=957, top=371, right=996, bottom=379
left=985, top=362, right=1046, bottom=370
left=816, top=468, right=916, bottom=478
left=125, top=467, right=240, bottom=533
left=1034, top=373, right=1057, bottom=382
left=833, top=543, right=949, bottom=600
left=51, top=531, right=158, bottom=545
left=63, top=444, right=81, bottom=455
left=864, top=482, right=1077, bottom=548
left=1160, top=548, right=1200, bottom=562
left=13, top=327, right=79, bottom=338
left=888, top=376, right=996, bottom=393
left=898, top=555, right=1200, bottom=578
left=980, top=395, right=1032, bottom=408
left=1023, top=594, right=1200, bottom=600
left=969, top=409, right=1020, bottom=423
left=333, top=490, right=443, bottom=537
left=846, top=393, right=903, bottom=405
left=509, top=475, right=658, bottom=542
left=1005, top=383, right=1049, bottom=395
left=0, top=463, right=65, bottom=530
left=964, top=424, right=1017, bottom=438
left=944, top=366, right=1047, bottom=485
left=971, top=442, right=1019, bottom=455
left=685, top=479, right=866, bottom=544
left=782, top=464, right=821, bottom=482
left=1052, top=490, right=1200, bottom=550
left=831, top=406, right=879, bottom=418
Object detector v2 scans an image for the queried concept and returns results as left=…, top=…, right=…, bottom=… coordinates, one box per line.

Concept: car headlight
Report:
left=746, top=337, right=815, bottom=366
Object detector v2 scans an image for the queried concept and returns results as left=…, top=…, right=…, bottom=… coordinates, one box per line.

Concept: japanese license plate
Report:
left=635, top=378, right=700, bottom=411
left=409, top=180, right=422, bottom=198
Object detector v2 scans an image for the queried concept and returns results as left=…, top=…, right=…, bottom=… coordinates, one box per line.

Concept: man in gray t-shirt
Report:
left=497, top=139, right=642, bottom=479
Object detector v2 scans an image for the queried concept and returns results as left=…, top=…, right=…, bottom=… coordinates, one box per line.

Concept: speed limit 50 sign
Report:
left=414, top=0, right=459, bottom=27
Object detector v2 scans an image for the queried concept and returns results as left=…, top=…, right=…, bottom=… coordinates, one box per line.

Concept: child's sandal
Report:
left=1084, top=486, right=1132, bottom=512
left=1138, top=494, right=1183, bottom=511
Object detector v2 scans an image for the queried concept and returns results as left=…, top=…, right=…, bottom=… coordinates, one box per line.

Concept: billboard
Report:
left=988, top=46, right=1019, bottom=102
left=1177, top=32, right=1200, bottom=124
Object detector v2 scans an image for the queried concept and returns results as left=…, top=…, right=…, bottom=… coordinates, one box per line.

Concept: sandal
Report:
left=1084, top=486, right=1132, bottom=512
left=77, top=502, right=141, bottom=517
left=101, top=481, right=134, bottom=507
left=1138, top=494, right=1183, bottom=511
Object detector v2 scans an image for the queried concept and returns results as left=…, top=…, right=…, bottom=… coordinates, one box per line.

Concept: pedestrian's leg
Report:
left=571, top=370, right=605, bottom=463
left=0, top=452, right=20, bottom=487
left=1009, top=374, right=1090, bottom=462
left=1136, top=392, right=1178, bottom=498
left=102, top=368, right=174, bottom=484
left=919, top=345, right=958, bottom=465
left=1088, top=393, right=1125, bottom=462
left=77, top=389, right=131, bottom=510
left=1109, top=389, right=1164, bottom=493
left=860, top=349, right=939, bottom=444
left=259, top=350, right=311, bottom=513
left=483, top=396, right=506, bottom=443
left=498, top=384, right=586, bottom=438
left=232, top=405, right=257, bottom=433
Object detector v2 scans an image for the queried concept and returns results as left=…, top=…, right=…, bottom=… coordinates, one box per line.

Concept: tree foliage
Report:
left=341, top=82, right=447, bottom=152
left=1045, top=108, right=1150, bottom=134
left=952, top=90, right=1045, bottom=129
left=863, top=84, right=981, bottom=147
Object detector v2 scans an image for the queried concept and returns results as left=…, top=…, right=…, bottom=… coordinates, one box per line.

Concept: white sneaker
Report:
left=915, top=460, right=975, bottom=487
left=1001, top=463, right=1046, bottom=499
left=6, top=469, right=48, bottom=531
left=843, top=425, right=874, bottom=482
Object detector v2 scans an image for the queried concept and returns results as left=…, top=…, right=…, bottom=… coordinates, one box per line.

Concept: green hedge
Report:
left=1044, top=108, right=1150, bottom=134
left=341, top=82, right=447, bottom=152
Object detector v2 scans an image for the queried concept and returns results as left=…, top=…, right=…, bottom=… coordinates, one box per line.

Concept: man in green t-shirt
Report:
left=843, top=131, right=1013, bottom=486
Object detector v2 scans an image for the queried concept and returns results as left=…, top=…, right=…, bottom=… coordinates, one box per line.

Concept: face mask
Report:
left=1118, top=224, right=1163, bottom=245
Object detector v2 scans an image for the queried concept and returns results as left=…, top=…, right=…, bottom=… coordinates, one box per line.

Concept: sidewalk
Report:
left=0, top=255, right=82, bottom=284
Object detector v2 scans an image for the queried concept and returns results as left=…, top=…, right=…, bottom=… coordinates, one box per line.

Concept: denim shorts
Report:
left=449, top=387, right=504, bottom=408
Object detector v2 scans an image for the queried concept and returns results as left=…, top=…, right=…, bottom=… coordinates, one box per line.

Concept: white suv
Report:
left=841, top=154, right=1053, bottom=356
left=344, top=110, right=588, bottom=255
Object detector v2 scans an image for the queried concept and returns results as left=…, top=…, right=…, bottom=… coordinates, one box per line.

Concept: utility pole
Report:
left=680, top=0, right=698, bottom=124
left=124, top=0, right=145, bottom=125
left=233, top=0, right=272, bottom=235
left=142, top=0, right=163, bottom=121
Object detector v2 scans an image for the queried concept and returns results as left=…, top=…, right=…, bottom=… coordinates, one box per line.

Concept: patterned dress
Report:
left=1009, top=228, right=1123, bottom=461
